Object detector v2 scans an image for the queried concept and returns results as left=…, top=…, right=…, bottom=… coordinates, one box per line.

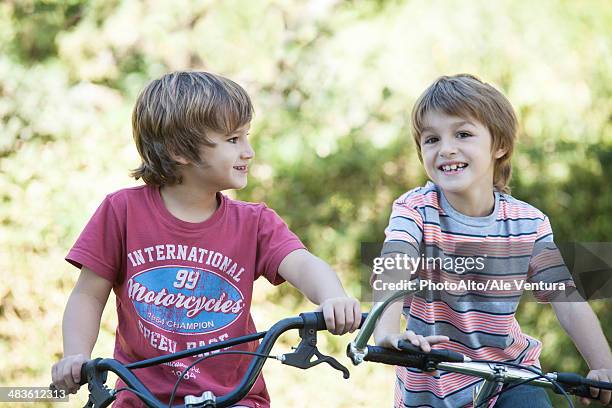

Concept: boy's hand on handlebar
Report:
left=580, top=368, right=612, bottom=406
left=51, top=354, right=89, bottom=394
left=376, top=331, right=449, bottom=377
left=316, top=297, right=361, bottom=335
left=377, top=331, right=449, bottom=353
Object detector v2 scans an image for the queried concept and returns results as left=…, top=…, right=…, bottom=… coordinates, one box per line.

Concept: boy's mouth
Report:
left=233, top=165, right=248, bottom=172
left=438, top=162, right=468, bottom=173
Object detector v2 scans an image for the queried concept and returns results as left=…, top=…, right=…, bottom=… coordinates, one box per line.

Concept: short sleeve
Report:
left=527, top=216, right=575, bottom=302
left=381, top=199, right=423, bottom=259
left=255, top=206, right=305, bottom=285
left=372, top=199, right=424, bottom=300
left=65, top=196, right=124, bottom=283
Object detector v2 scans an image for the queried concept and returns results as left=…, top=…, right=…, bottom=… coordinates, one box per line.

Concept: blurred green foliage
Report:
left=0, top=0, right=610, bottom=407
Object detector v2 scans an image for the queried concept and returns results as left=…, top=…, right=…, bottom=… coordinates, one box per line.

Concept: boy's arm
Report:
left=52, top=267, right=112, bottom=393
left=552, top=300, right=612, bottom=405
left=374, top=299, right=408, bottom=348
left=373, top=268, right=448, bottom=352
left=277, top=248, right=360, bottom=335
left=373, top=299, right=448, bottom=352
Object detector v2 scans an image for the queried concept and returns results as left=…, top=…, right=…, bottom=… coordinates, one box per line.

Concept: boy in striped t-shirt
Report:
left=374, top=74, right=612, bottom=407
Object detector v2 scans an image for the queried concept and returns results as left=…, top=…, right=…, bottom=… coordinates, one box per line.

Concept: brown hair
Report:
left=411, top=74, right=517, bottom=193
left=130, top=71, right=253, bottom=185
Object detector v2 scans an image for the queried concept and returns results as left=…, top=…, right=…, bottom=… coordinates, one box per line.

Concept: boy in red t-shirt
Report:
left=51, top=71, right=361, bottom=407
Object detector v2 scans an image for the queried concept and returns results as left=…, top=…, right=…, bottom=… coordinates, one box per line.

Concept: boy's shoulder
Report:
left=223, top=196, right=294, bottom=235
left=106, top=184, right=149, bottom=198
left=498, top=192, right=548, bottom=221
left=224, top=195, right=270, bottom=214
left=393, top=181, right=440, bottom=210
left=223, top=195, right=289, bottom=227
left=103, top=184, right=150, bottom=208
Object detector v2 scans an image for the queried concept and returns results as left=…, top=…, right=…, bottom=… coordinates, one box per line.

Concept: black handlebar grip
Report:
left=364, top=345, right=428, bottom=370
left=358, top=313, right=368, bottom=328
left=571, top=382, right=612, bottom=399
left=556, top=371, right=612, bottom=390
left=555, top=372, right=586, bottom=386
left=48, top=362, right=90, bottom=391
left=554, top=372, right=612, bottom=398
left=313, top=312, right=328, bottom=330
left=397, top=340, right=466, bottom=363
left=582, top=378, right=612, bottom=391
left=570, top=384, right=596, bottom=399
left=311, top=312, right=369, bottom=331
left=79, top=361, right=90, bottom=386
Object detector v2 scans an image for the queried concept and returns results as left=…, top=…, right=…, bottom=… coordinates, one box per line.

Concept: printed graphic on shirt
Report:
left=128, top=265, right=245, bottom=335
left=127, top=244, right=246, bottom=282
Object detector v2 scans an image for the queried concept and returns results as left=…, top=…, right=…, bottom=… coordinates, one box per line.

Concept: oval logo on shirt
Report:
left=127, top=267, right=245, bottom=334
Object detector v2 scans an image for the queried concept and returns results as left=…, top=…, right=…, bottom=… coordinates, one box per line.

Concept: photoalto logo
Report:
left=359, top=242, right=612, bottom=302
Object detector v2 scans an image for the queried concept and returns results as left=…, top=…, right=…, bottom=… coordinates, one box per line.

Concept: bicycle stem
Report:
left=349, top=281, right=421, bottom=364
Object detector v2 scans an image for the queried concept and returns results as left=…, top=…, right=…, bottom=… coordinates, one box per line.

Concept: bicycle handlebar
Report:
left=351, top=342, right=612, bottom=401
left=552, top=372, right=612, bottom=398
left=63, top=305, right=612, bottom=407
left=78, top=312, right=367, bottom=408
left=361, top=341, right=467, bottom=371
left=347, top=288, right=612, bottom=405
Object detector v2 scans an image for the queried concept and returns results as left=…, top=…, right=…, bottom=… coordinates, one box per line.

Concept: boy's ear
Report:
left=170, top=153, right=189, bottom=165
left=493, top=148, right=507, bottom=159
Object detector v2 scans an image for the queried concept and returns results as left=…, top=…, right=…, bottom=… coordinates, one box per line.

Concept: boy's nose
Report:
left=438, top=138, right=458, bottom=157
left=241, top=142, right=255, bottom=160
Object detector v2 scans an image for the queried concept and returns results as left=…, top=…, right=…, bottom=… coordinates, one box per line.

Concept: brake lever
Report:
left=81, top=358, right=113, bottom=408
left=280, top=313, right=350, bottom=379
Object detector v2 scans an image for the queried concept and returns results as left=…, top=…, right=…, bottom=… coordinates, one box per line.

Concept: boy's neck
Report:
left=159, top=183, right=219, bottom=223
left=442, top=185, right=496, bottom=217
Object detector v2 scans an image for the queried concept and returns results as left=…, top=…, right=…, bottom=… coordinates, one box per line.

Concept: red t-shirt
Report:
left=66, top=185, right=305, bottom=407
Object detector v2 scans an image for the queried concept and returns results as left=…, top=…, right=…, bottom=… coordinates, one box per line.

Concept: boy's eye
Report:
left=227, top=137, right=239, bottom=144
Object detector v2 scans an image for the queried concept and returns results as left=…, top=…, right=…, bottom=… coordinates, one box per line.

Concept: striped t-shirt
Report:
left=382, top=182, right=573, bottom=408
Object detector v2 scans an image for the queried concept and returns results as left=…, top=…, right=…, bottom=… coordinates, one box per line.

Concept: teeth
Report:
left=441, top=163, right=466, bottom=172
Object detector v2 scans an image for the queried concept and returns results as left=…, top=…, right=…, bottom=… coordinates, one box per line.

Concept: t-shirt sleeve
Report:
left=372, top=199, right=424, bottom=299
left=65, top=196, right=124, bottom=283
left=381, top=198, right=423, bottom=259
left=255, top=205, right=305, bottom=285
left=527, top=216, right=576, bottom=303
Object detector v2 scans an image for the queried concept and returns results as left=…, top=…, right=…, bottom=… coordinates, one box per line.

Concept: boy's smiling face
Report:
left=419, top=110, right=505, bottom=197
left=176, top=123, right=254, bottom=191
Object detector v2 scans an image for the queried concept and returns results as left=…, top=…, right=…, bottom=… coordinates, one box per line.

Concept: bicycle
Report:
left=346, top=285, right=612, bottom=408
left=61, top=289, right=611, bottom=407
left=68, top=312, right=361, bottom=408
